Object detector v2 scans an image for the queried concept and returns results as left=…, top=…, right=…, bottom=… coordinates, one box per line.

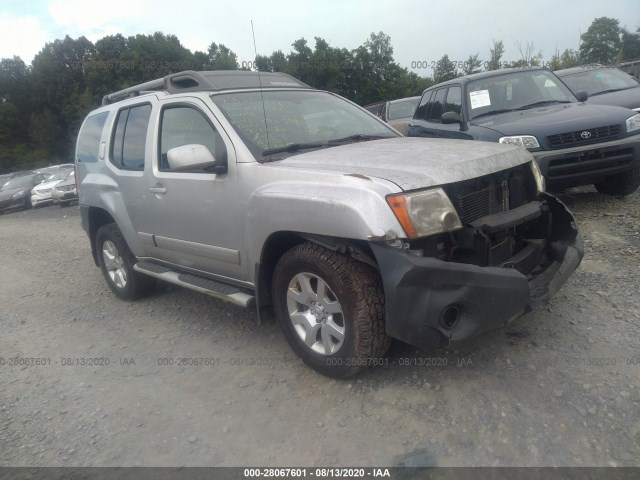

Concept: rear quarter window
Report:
left=76, top=112, right=109, bottom=163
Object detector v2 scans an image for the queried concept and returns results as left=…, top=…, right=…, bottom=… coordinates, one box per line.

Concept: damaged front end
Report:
left=371, top=163, right=583, bottom=349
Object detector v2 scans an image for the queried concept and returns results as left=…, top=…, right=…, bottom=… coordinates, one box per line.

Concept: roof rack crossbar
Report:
left=101, top=70, right=311, bottom=106
left=102, top=77, right=167, bottom=106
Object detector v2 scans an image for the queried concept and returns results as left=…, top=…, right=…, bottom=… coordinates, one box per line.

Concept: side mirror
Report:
left=166, top=144, right=224, bottom=173
left=441, top=111, right=463, bottom=124
left=574, top=90, right=589, bottom=102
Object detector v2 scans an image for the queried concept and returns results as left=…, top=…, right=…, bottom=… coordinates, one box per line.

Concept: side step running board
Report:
left=134, top=261, right=255, bottom=308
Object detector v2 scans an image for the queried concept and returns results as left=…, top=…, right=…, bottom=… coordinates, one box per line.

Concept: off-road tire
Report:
left=273, top=242, right=390, bottom=378
left=96, top=223, right=154, bottom=301
left=594, top=166, right=640, bottom=197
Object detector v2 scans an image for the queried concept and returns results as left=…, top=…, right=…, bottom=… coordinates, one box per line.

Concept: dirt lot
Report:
left=0, top=187, right=639, bottom=468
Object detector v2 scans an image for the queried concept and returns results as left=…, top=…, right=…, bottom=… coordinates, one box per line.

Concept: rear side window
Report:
left=77, top=112, right=108, bottom=163
left=110, top=104, right=152, bottom=171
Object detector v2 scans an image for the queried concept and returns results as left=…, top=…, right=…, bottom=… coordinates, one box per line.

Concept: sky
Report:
left=1, top=0, right=639, bottom=75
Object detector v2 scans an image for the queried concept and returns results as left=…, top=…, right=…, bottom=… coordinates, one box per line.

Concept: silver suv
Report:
left=76, top=70, right=583, bottom=377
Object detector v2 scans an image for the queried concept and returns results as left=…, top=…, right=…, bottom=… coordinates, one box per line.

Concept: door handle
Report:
left=149, top=186, right=167, bottom=194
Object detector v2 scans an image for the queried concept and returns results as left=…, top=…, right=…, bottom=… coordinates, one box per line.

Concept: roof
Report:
left=389, top=96, right=421, bottom=104
left=102, top=70, right=312, bottom=106
left=555, top=64, right=606, bottom=76
left=424, top=67, right=551, bottom=91
left=364, top=96, right=420, bottom=108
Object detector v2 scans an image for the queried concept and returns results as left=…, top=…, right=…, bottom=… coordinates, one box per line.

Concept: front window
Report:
left=560, top=68, right=639, bottom=96
left=159, top=105, right=227, bottom=172
left=211, top=90, right=396, bottom=160
left=468, top=70, right=576, bottom=120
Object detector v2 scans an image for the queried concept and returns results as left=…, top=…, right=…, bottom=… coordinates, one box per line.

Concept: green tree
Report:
left=0, top=56, right=31, bottom=144
left=30, top=35, right=95, bottom=158
left=487, top=39, right=505, bottom=70
left=270, top=50, right=287, bottom=72
left=29, top=109, right=62, bottom=151
left=508, top=41, right=542, bottom=68
left=349, top=32, right=405, bottom=104
left=254, top=54, right=272, bottom=72
left=307, top=37, right=353, bottom=93
left=208, top=42, right=238, bottom=70
left=433, top=55, right=459, bottom=83
left=579, top=17, right=622, bottom=64
left=621, top=27, right=640, bottom=61
left=286, top=38, right=314, bottom=84
left=0, top=101, right=20, bottom=144
left=461, top=52, right=482, bottom=75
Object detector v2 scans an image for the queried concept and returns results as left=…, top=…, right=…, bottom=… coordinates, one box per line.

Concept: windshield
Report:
left=46, top=170, right=72, bottom=183
left=559, top=68, right=639, bottom=96
left=211, top=90, right=396, bottom=159
left=468, top=70, right=576, bottom=120
left=387, top=98, right=420, bottom=120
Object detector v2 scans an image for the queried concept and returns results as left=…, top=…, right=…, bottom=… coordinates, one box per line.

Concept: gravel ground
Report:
left=0, top=187, right=639, bottom=467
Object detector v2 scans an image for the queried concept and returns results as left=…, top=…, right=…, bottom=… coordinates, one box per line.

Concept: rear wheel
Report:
left=272, top=242, right=390, bottom=377
left=95, top=223, right=154, bottom=300
left=594, top=166, right=640, bottom=197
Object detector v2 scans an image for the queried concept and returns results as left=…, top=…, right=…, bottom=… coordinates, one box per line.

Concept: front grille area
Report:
left=488, top=236, right=514, bottom=266
left=547, top=148, right=634, bottom=180
left=455, top=180, right=509, bottom=224
left=546, top=124, right=621, bottom=149
left=443, top=165, right=541, bottom=269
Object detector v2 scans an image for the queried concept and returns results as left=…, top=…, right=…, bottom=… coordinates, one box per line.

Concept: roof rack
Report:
left=101, top=70, right=312, bottom=106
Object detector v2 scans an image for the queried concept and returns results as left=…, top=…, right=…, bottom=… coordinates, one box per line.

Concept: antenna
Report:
left=251, top=20, right=271, bottom=151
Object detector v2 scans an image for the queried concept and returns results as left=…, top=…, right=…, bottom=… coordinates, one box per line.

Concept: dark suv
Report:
left=555, top=65, right=640, bottom=112
left=408, top=68, right=640, bottom=196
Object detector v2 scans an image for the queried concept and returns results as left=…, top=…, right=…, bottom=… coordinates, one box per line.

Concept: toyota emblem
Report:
left=581, top=131, right=592, bottom=139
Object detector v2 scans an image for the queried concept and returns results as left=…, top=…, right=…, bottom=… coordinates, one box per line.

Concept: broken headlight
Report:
left=386, top=188, right=463, bottom=239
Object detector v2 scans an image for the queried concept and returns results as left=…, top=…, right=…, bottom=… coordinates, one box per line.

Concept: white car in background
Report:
left=51, top=170, right=77, bottom=207
left=30, top=169, right=73, bottom=207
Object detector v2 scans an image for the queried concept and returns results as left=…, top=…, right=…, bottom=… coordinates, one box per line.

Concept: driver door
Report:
left=130, top=98, right=246, bottom=282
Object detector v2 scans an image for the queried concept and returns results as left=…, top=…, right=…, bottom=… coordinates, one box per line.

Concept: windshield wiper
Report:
left=327, top=134, right=390, bottom=145
left=515, top=100, right=572, bottom=110
left=261, top=134, right=391, bottom=157
left=262, top=142, right=325, bottom=156
left=591, top=86, right=635, bottom=96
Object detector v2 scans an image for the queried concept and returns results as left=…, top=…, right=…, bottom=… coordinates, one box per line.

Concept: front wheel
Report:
left=95, top=223, right=154, bottom=300
left=272, top=242, right=390, bottom=377
left=594, top=166, right=640, bottom=197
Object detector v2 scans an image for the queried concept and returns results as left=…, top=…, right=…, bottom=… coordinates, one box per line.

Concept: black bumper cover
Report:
left=370, top=194, right=583, bottom=349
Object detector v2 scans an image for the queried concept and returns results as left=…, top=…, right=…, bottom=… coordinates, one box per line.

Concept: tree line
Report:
left=0, top=16, right=638, bottom=173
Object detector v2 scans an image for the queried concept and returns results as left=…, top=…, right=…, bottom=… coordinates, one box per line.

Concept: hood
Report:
left=270, top=137, right=532, bottom=191
left=584, top=86, right=640, bottom=111
left=0, top=186, right=28, bottom=201
left=33, top=179, right=62, bottom=192
left=472, top=102, right=634, bottom=137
